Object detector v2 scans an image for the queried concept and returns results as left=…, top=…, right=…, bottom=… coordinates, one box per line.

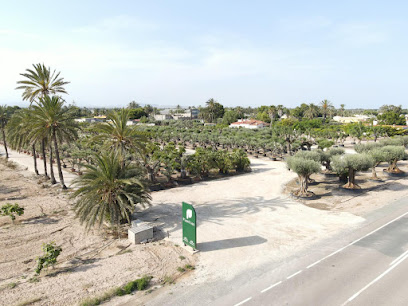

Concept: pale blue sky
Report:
left=1, top=1, right=407, bottom=108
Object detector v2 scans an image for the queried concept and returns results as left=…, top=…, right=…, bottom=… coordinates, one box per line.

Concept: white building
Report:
left=229, top=119, right=268, bottom=129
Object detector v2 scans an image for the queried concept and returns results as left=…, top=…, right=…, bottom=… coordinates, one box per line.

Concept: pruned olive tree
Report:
left=287, top=156, right=321, bottom=197
left=331, top=154, right=374, bottom=189
left=320, top=148, right=345, bottom=171
left=380, top=145, right=407, bottom=174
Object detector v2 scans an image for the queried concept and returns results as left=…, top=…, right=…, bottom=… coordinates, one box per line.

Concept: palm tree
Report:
left=0, top=106, right=10, bottom=159
left=268, top=106, right=277, bottom=127
left=16, top=63, right=69, bottom=103
left=340, top=104, right=345, bottom=116
left=304, top=104, right=319, bottom=119
left=7, top=108, right=40, bottom=175
left=320, top=99, right=333, bottom=120
left=16, top=63, right=70, bottom=176
left=31, top=96, right=79, bottom=189
left=92, top=109, right=146, bottom=161
left=71, top=151, right=151, bottom=230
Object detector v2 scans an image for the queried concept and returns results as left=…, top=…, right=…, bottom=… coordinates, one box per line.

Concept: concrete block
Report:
left=128, top=224, right=154, bottom=244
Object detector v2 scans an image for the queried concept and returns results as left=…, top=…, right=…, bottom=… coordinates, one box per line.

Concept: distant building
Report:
left=229, top=119, right=268, bottom=129
left=153, top=108, right=199, bottom=121
left=154, top=114, right=173, bottom=120
left=333, top=115, right=370, bottom=123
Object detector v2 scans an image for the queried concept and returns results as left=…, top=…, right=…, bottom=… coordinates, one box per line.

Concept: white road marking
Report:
left=261, top=281, right=282, bottom=293
left=287, top=270, right=302, bottom=279
left=343, top=249, right=408, bottom=305
left=307, top=211, right=408, bottom=269
left=390, top=249, right=408, bottom=266
left=233, top=297, right=252, bottom=306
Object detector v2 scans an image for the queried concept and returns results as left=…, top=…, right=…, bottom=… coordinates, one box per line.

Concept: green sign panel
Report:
left=182, top=202, right=197, bottom=250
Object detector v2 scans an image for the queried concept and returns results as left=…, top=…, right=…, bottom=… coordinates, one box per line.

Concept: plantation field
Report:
left=0, top=162, right=194, bottom=306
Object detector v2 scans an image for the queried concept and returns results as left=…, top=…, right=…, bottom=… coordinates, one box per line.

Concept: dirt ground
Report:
left=0, top=161, right=194, bottom=306
left=1, top=138, right=407, bottom=306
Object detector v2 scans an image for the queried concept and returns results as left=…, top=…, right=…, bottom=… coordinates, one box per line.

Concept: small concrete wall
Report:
left=128, top=223, right=154, bottom=244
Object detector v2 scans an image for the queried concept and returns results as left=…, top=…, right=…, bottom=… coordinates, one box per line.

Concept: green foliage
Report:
left=16, top=63, right=69, bottom=103
left=0, top=203, right=24, bottom=223
left=317, top=139, right=334, bottom=150
left=286, top=156, right=321, bottom=177
left=354, top=142, right=383, bottom=153
left=35, top=242, right=62, bottom=275
left=81, top=276, right=152, bottom=306
left=231, top=149, right=250, bottom=172
left=293, top=150, right=322, bottom=162
left=213, top=150, right=233, bottom=174
left=331, top=154, right=374, bottom=174
left=71, top=151, right=151, bottom=229
left=222, top=110, right=239, bottom=125
left=129, top=108, right=148, bottom=119
left=199, top=99, right=225, bottom=123
left=379, top=145, right=406, bottom=172
left=377, top=112, right=406, bottom=125
left=91, top=108, right=146, bottom=157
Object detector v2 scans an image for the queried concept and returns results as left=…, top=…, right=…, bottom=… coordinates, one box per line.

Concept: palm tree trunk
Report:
left=1, top=124, right=9, bottom=159
left=32, top=144, right=39, bottom=175
left=52, top=128, right=66, bottom=189
left=41, top=139, right=48, bottom=178
left=49, top=141, right=56, bottom=184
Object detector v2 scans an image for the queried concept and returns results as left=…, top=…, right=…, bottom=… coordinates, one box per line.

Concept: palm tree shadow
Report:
left=135, top=196, right=293, bottom=236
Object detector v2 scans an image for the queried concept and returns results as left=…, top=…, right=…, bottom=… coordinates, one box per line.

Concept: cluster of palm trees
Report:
left=7, top=64, right=77, bottom=189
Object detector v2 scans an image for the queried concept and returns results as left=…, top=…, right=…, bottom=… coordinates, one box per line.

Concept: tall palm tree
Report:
left=0, top=106, right=10, bottom=159
left=6, top=108, right=40, bottom=175
left=16, top=63, right=70, bottom=177
left=340, top=104, right=345, bottom=116
left=304, top=104, right=319, bottom=119
left=16, top=63, right=70, bottom=103
left=92, top=108, right=146, bottom=161
left=71, top=151, right=151, bottom=230
left=320, top=99, right=333, bottom=120
left=31, top=96, right=79, bottom=189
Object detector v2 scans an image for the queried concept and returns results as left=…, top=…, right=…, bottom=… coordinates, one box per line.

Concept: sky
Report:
left=0, top=0, right=407, bottom=109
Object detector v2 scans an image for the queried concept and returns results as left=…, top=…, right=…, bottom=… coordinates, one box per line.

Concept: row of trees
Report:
left=287, top=136, right=408, bottom=197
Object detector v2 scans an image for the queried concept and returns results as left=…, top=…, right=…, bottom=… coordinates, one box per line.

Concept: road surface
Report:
left=135, top=196, right=408, bottom=306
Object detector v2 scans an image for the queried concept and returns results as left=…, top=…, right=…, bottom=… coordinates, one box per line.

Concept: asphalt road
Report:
left=220, top=198, right=408, bottom=306
left=137, top=196, right=408, bottom=306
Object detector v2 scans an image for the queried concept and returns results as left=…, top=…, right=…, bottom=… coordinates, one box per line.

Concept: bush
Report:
left=35, top=242, right=62, bottom=275
left=231, top=149, right=250, bottom=172
left=0, top=203, right=24, bottom=224
left=80, top=276, right=152, bottom=306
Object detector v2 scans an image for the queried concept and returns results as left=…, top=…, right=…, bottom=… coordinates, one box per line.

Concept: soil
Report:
left=0, top=162, right=195, bottom=306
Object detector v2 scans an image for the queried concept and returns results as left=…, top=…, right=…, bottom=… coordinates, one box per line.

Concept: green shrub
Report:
left=231, top=149, right=250, bottom=172
left=35, top=242, right=62, bottom=275
left=80, top=276, right=152, bottom=306
left=1, top=203, right=24, bottom=224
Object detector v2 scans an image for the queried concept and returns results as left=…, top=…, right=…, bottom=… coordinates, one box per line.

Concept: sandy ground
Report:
left=124, top=158, right=364, bottom=291
left=1, top=139, right=407, bottom=306
left=6, top=149, right=77, bottom=186
left=0, top=160, right=194, bottom=306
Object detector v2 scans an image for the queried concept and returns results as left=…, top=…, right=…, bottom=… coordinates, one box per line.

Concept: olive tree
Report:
left=368, top=148, right=386, bottom=179
left=380, top=145, right=406, bottom=173
left=287, top=157, right=321, bottom=197
left=332, top=154, right=374, bottom=189
left=320, top=148, right=345, bottom=171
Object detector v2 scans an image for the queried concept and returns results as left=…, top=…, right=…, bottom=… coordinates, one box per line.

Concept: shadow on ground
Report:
left=198, top=235, right=267, bottom=252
